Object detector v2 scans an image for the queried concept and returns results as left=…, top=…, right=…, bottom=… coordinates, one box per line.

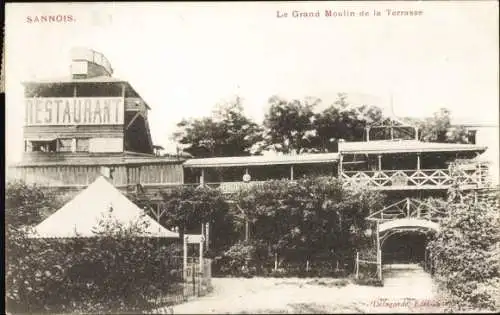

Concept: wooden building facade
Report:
left=8, top=48, right=185, bottom=192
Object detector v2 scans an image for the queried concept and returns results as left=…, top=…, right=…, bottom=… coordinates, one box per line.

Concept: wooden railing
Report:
left=341, top=167, right=489, bottom=190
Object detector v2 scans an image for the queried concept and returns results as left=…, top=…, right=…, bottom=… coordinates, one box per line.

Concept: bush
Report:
left=217, top=240, right=267, bottom=277
left=427, top=199, right=500, bottom=312
left=5, top=213, right=182, bottom=314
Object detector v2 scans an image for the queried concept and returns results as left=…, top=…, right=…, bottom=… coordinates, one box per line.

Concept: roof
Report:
left=30, top=176, right=179, bottom=239
left=12, top=152, right=185, bottom=167
left=22, top=76, right=151, bottom=109
left=339, top=140, right=487, bottom=154
left=183, top=152, right=340, bottom=168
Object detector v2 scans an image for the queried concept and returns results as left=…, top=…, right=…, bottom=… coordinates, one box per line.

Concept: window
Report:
left=29, top=140, right=57, bottom=152
left=76, top=138, right=89, bottom=152
left=58, top=139, right=73, bottom=152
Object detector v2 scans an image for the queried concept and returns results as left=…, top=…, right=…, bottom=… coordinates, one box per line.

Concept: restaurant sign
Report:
left=25, top=97, right=124, bottom=125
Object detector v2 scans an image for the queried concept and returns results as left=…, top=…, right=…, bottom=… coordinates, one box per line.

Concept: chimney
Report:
left=70, top=47, right=113, bottom=79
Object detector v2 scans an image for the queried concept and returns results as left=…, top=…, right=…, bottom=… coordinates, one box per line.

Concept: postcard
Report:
left=4, top=1, right=499, bottom=314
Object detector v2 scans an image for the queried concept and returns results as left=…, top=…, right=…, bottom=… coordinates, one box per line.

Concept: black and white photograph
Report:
left=4, top=1, right=500, bottom=314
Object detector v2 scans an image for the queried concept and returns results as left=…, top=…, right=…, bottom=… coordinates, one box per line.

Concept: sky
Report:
left=5, top=1, right=499, bottom=169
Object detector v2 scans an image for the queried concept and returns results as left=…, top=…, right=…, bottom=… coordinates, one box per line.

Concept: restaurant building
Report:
left=8, top=48, right=185, bottom=193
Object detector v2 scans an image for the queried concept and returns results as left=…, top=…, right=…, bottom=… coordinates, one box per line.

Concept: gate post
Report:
left=376, top=221, right=382, bottom=281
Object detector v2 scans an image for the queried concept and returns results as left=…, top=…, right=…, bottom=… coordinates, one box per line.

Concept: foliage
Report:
left=5, top=180, right=65, bottom=228
left=406, top=107, right=472, bottom=144
left=261, top=95, right=319, bottom=154
left=311, top=93, right=387, bottom=150
left=427, top=198, right=500, bottom=312
left=5, top=183, right=182, bottom=314
left=217, top=240, right=269, bottom=277
left=232, top=177, right=385, bottom=273
left=159, top=185, right=237, bottom=254
left=173, top=93, right=474, bottom=158
left=173, top=96, right=263, bottom=157
left=261, top=93, right=388, bottom=153
left=6, top=216, right=182, bottom=314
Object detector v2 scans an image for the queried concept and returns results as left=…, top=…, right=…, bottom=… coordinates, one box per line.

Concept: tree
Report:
left=159, top=185, right=236, bottom=254
left=262, top=93, right=390, bottom=153
left=261, top=95, right=320, bottom=154
left=427, top=198, right=500, bottom=311
left=173, top=96, right=263, bottom=157
left=5, top=180, right=69, bottom=229
left=412, top=108, right=471, bottom=144
left=311, top=93, right=386, bottom=151
left=232, top=177, right=385, bottom=272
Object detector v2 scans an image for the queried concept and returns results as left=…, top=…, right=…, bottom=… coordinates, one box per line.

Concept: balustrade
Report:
left=341, top=167, right=488, bottom=190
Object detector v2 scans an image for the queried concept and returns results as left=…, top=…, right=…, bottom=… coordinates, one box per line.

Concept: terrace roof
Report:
left=339, top=140, right=487, bottom=154
left=183, top=152, right=340, bottom=168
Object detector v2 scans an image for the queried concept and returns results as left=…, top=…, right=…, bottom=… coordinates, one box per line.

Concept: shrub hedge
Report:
left=5, top=215, right=183, bottom=314
left=427, top=198, right=500, bottom=312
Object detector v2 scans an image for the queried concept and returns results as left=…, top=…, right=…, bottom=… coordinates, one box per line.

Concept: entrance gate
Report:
left=356, top=197, right=445, bottom=281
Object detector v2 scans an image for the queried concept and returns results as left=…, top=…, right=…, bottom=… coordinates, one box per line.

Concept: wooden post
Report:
left=366, top=127, right=370, bottom=142
left=415, top=127, right=419, bottom=140
left=183, top=235, right=188, bottom=281
left=376, top=221, right=382, bottom=281
left=338, top=154, right=343, bottom=176
left=274, top=252, right=278, bottom=271
left=200, top=169, right=205, bottom=185
left=377, top=155, right=382, bottom=171
left=199, top=237, right=204, bottom=278
left=406, top=198, right=411, bottom=218
left=417, top=153, right=421, bottom=170
left=290, top=165, right=294, bottom=180
left=306, top=260, right=310, bottom=272
left=205, top=222, right=210, bottom=249
left=390, top=127, right=394, bottom=140
left=355, top=252, right=359, bottom=279
left=245, top=219, right=249, bottom=241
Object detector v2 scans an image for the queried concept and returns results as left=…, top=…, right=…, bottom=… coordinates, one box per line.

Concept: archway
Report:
left=381, top=230, right=434, bottom=264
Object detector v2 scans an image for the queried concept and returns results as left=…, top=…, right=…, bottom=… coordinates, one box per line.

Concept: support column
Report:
left=377, top=155, right=382, bottom=171
left=199, top=236, right=204, bottom=275
left=183, top=235, right=188, bottom=281
left=290, top=165, right=294, bottom=180
left=417, top=153, right=421, bottom=170
left=415, top=127, right=419, bottom=141
left=200, top=169, right=205, bottom=185
left=245, top=219, right=249, bottom=241
left=376, top=221, right=382, bottom=281
left=205, top=222, right=210, bottom=249
left=338, top=154, right=343, bottom=176
left=366, top=127, right=370, bottom=142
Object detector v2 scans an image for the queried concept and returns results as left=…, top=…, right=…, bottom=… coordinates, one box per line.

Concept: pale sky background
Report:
left=5, top=1, right=499, bottom=179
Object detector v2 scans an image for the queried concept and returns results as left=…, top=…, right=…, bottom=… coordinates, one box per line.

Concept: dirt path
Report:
left=159, top=264, right=444, bottom=314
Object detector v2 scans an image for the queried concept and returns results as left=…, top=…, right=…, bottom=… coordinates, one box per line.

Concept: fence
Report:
left=146, top=257, right=213, bottom=313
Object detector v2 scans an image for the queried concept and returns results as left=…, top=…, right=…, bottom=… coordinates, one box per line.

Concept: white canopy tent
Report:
left=30, top=176, right=179, bottom=239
